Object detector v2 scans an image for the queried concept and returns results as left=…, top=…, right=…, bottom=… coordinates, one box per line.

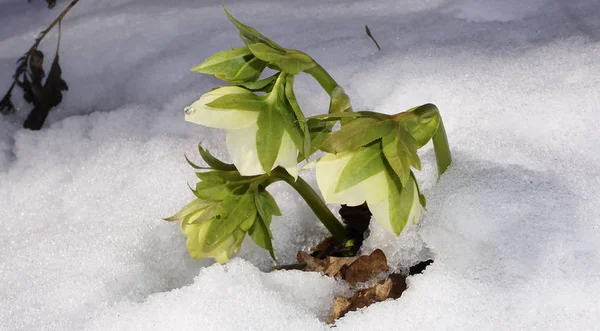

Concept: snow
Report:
left=1, top=0, right=599, bottom=330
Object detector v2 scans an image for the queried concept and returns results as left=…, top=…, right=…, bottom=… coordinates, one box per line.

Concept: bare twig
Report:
left=28, top=0, right=80, bottom=55
left=365, top=25, right=381, bottom=51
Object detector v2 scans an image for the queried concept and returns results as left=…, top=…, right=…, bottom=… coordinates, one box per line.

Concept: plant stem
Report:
left=305, top=63, right=339, bottom=96
left=269, top=168, right=347, bottom=241
left=29, top=0, right=80, bottom=54
left=432, top=114, right=452, bottom=177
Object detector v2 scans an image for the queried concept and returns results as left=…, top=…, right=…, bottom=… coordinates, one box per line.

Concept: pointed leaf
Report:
left=411, top=172, right=427, bottom=209
left=284, top=76, right=310, bottom=159
left=194, top=181, right=230, bottom=200
left=239, top=73, right=279, bottom=92
left=196, top=170, right=249, bottom=183
left=402, top=103, right=441, bottom=148
left=382, top=126, right=420, bottom=185
left=308, top=111, right=388, bottom=122
left=191, top=46, right=267, bottom=83
left=305, top=118, right=332, bottom=155
left=224, top=5, right=284, bottom=51
left=256, top=106, right=285, bottom=172
left=239, top=212, right=257, bottom=231
left=248, top=43, right=315, bottom=75
left=320, top=118, right=394, bottom=154
left=165, top=198, right=216, bottom=222
left=382, top=133, right=411, bottom=186
left=432, top=115, right=452, bottom=177
left=184, top=154, right=208, bottom=170
left=386, top=170, right=420, bottom=235
left=198, top=144, right=236, bottom=171
left=206, top=188, right=255, bottom=245
left=206, top=92, right=266, bottom=112
left=249, top=216, right=276, bottom=260
left=335, top=142, right=386, bottom=193
left=257, top=189, right=281, bottom=216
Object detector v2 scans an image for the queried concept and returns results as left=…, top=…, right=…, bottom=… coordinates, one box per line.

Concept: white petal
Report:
left=226, top=124, right=264, bottom=176
left=185, top=86, right=258, bottom=130
left=408, top=180, right=422, bottom=225
left=367, top=198, right=393, bottom=233
left=362, top=171, right=388, bottom=204
left=368, top=178, right=422, bottom=235
left=316, top=152, right=388, bottom=206
left=274, top=131, right=299, bottom=179
left=316, top=152, right=353, bottom=203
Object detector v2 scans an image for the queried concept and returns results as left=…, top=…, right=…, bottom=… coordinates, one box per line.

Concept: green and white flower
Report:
left=184, top=86, right=299, bottom=178
left=166, top=198, right=245, bottom=264
left=316, top=142, right=423, bottom=235
left=181, top=213, right=247, bottom=264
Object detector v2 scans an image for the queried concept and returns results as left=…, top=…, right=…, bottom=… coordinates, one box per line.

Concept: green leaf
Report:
left=193, top=181, right=230, bottom=201
left=198, top=144, right=236, bottom=171
left=191, top=46, right=267, bottom=84
left=206, top=92, right=266, bottom=112
left=248, top=43, right=315, bottom=75
left=196, top=170, right=249, bottom=183
left=382, top=126, right=421, bottom=186
left=257, top=189, right=281, bottom=216
left=402, top=103, right=441, bottom=148
left=180, top=202, right=221, bottom=228
left=164, top=198, right=216, bottom=222
left=432, top=115, right=452, bottom=177
left=239, top=212, right=257, bottom=232
left=284, top=76, right=310, bottom=160
left=308, top=111, right=388, bottom=122
left=305, top=118, right=332, bottom=155
left=411, top=171, right=427, bottom=209
left=239, top=73, right=279, bottom=92
left=230, top=57, right=267, bottom=83
left=249, top=216, right=276, bottom=260
left=335, top=142, right=386, bottom=193
left=223, top=5, right=284, bottom=51
left=386, top=170, right=418, bottom=235
left=404, top=104, right=451, bottom=177
left=328, top=86, right=352, bottom=114
left=184, top=154, right=210, bottom=170
left=382, top=134, right=410, bottom=186
left=320, top=117, right=395, bottom=154
left=206, top=187, right=255, bottom=245
left=256, top=105, right=285, bottom=173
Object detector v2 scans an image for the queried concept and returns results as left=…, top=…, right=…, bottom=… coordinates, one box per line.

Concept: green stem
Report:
left=305, top=63, right=339, bottom=96
left=432, top=115, right=452, bottom=177
left=269, top=168, right=347, bottom=241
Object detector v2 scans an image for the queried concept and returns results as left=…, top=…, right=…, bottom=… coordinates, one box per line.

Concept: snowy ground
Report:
left=1, top=0, right=600, bottom=330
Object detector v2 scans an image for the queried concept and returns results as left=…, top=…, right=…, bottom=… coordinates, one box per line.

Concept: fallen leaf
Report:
left=297, top=251, right=327, bottom=273
left=324, top=256, right=357, bottom=278
left=328, top=296, right=351, bottom=324
left=374, top=278, right=393, bottom=301
left=327, top=275, right=407, bottom=324
left=343, top=249, right=388, bottom=286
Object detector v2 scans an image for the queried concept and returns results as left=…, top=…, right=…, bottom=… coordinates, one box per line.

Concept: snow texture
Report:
left=1, top=0, right=599, bottom=330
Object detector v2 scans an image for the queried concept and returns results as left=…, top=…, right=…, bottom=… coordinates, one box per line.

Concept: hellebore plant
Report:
left=167, top=7, right=452, bottom=263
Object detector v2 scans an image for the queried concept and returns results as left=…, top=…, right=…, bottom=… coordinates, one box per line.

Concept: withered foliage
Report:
left=1, top=0, right=79, bottom=130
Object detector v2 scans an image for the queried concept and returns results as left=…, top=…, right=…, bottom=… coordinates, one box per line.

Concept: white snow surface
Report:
left=1, top=0, right=600, bottom=330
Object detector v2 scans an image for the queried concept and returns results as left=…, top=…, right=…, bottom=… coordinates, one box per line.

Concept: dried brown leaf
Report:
left=296, top=251, right=327, bottom=272
left=324, top=256, right=358, bottom=278
left=328, top=296, right=352, bottom=324
left=374, top=278, right=393, bottom=301
left=343, top=249, right=389, bottom=286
